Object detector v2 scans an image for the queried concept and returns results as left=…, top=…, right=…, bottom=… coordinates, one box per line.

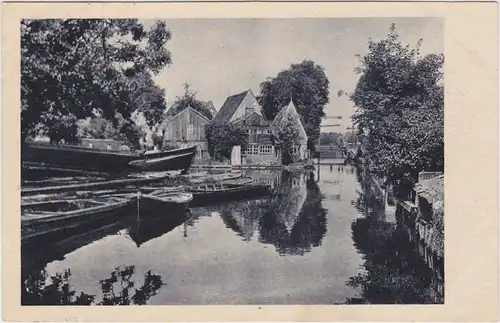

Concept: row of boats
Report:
left=21, top=170, right=273, bottom=250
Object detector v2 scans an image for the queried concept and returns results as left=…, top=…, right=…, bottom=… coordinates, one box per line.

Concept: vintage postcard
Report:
left=2, top=1, right=498, bottom=322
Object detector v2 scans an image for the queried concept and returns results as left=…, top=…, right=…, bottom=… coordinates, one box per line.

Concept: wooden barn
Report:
left=159, top=105, right=211, bottom=160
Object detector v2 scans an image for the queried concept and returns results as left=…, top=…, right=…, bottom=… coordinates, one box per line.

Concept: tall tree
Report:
left=271, top=113, right=301, bottom=165
left=342, top=24, right=444, bottom=190
left=257, top=60, right=330, bottom=150
left=21, top=19, right=172, bottom=143
left=168, top=83, right=213, bottom=120
left=128, top=71, right=167, bottom=131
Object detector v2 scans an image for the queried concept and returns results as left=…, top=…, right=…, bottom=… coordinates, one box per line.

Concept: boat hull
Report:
left=136, top=194, right=190, bottom=218
left=22, top=143, right=197, bottom=173
left=129, top=150, right=196, bottom=173
left=21, top=198, right=135, bottom=250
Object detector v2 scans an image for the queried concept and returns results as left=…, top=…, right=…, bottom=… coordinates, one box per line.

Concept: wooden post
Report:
left=137, top=191, right=141, bottom=221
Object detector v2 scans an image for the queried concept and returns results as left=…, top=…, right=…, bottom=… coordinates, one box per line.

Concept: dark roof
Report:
left=414, top=173, right=444, bottom=204
left=214, top=90, right=249, bottom=122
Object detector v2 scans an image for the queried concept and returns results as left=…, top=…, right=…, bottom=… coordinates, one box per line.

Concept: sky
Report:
left=146, top=18, right=443, bottom=133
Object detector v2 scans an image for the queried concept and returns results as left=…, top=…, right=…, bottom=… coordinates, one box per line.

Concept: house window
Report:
left=246, top=145, right=259, bottom=155
left=106, top=144, right=112, bottom=150
left=187, top=124, right=194, bottom=134
left=260, top=145, right=272, bottom=154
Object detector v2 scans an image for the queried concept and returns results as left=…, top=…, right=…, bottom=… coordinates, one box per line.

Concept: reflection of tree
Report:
left=345, top=179, right=443, bottom=304
left=22, top=265, right=164, bottom=305
left=258, top=171, right=327, bottom=256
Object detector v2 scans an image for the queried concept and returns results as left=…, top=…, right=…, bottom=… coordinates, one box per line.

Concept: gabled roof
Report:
left=271, top=100, right=308, bottom=143
left=214, top=90, right=250, bottom=122
left=414, top=173, right=444, bottom=205
left=164, top=105, right=210, bottom=123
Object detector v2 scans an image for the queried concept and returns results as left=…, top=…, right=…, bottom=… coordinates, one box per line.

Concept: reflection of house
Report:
left=159, top=105, right=210, bottom=160
left=258, top=172, right=327, bottom=256
left=218, top=199, right=268, bottom=241
left=272, top=172, right=308, bottom=232
left=215, top=89, right=279, bottom=165
left=271, top=100, right=309, bottom=160
left=245, top=170, right=282, bottom=189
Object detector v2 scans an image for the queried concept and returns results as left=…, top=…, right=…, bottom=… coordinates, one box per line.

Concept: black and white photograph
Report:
left=20, top=16, right=445, bottom=305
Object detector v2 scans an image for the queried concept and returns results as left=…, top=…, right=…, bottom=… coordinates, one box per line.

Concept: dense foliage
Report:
left=342, top=24, right=444, bottom=189
left=23, top=266, right=163, bottom=305
left=168, top=83, right=214, bottom=120
left=271, top=113, right=301, bottom=165
left=204, top=121, right=248, bottom=161
left=78, top=116, right=145, bottom=150
left=257, top=60, right=330, bottom=151
left=319, top=132, right=342, bottom=146
left=21, top=19, right=172, bottom=143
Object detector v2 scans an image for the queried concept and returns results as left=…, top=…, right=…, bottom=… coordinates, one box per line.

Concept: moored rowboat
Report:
left=136, top=191, right=193, bottom=217
left=188, top=171, right=242, bottom=184
left=21, top=173, right=171, bottom=196
left=21, top=195, right=135, bottom=249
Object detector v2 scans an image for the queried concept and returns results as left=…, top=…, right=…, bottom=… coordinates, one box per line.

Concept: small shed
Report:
left=413, top=173, right=444, bottom=259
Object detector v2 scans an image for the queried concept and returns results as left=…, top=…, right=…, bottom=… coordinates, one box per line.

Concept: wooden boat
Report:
left=22, top=142, right=198, bottom=173
left=21, top=195, right=135, bottom=249
left=188, top=171, right=242, bottom=184
left=21, top=172, right=170, bottom=196
left=128, top=150, right=196, bottom=173
left=136, top=191, right=193, bottom=218
left=133, top=176, right=254, bottom=195
left=187, top=182, right=272, bottom=207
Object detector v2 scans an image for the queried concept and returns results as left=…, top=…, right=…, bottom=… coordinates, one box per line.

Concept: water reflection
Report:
left=218, top=199, right=269, bottom=241
left=128, top=210, right=192, bottom=247
left=258, top=172, right=327, bottom=256
left=22, top=166, right=442, bottom=305
left=202, top=171, right=327, bottom=256
left=344, top=167, right=444, bottom=304
left=22, top=265, right=164, bottom=305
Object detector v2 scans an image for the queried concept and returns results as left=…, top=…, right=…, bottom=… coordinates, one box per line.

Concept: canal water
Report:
left=21, top=164, right=442, bottom=305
